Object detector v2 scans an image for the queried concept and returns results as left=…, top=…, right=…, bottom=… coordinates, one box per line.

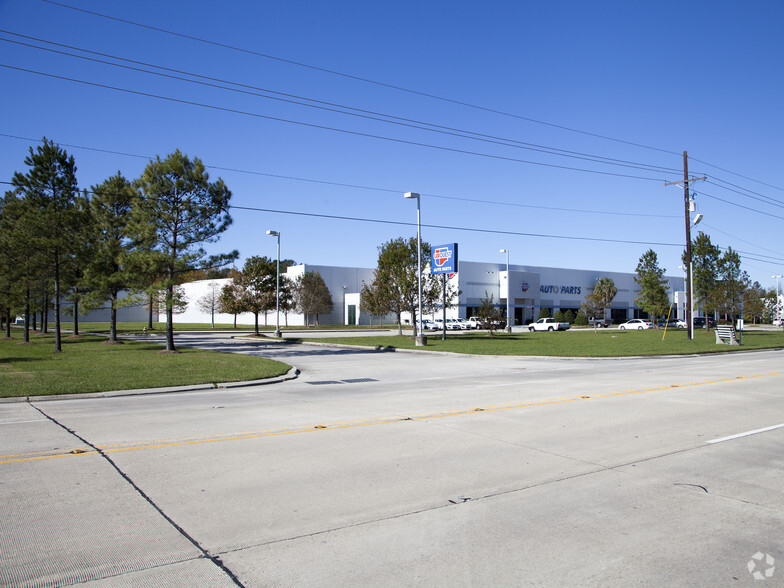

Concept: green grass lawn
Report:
left=303, top=328, right=784, bottom=357
left=0, top=333, right=291, bottom=397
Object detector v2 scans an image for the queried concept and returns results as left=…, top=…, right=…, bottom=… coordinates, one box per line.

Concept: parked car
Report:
left=528, top=318, right=570, bottom=332
left=774, top=318, right=783, bottom=327
left=658, top=318, right=687, bottom=328
left=455, top=318, right=473, bottom=330
left=693, top=317, right=716, bottom=329
left=618, top=319, right=653, bottom=330
left=445, top=318, right=463, bottom=331
left=466, top=316, right=502, bottom=329
left=587, top=317, right=611, bottom=328
left=420, top=320, right=438, bottom=331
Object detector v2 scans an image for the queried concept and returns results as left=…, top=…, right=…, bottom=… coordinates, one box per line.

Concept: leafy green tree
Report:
left=563, top=309, right=575, bottom=324
left=574, top=309, right=589, bottom=326
left=714, top=247, right=749, bottom=321
left=366, top=237, right=441, bottom=335
left=360, top=280, right=390, bottom=326
left=130, top=150, right=236, bottom=351
left=293, top=271, right=334, bottom=326
left=476, top=291, right=504, bottom=335
left=219, top=270, right=244, bottom=328
left=553, top=309, right=565, bottom=322
left=537, top=307, right=551, bottom=320
left=634, top=249, right=670, bottom=327
left=11, top=138, right=81, bottom=352
left=687, top=232, right=721, bottom=328
left=743, top=281, right=767, bottom=324
left=237, top=256, right=277, bottom=335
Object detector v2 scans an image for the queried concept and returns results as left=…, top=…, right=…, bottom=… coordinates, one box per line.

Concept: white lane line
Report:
left=706, top=423, right=784, bottom=444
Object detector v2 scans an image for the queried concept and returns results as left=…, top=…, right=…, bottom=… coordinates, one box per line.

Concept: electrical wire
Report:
left=0, top=63, right=672, bottom=183
left=24, top=4, right=784, bottom=219
left=0, top=179, right=684, bottom=248
left=690, top=155, right=784, bottom=194
left=41, top=0, right=683, bottom=158
left=0, top=134, right=678, bottom=218
left=0, top=33, right=684, bottom=177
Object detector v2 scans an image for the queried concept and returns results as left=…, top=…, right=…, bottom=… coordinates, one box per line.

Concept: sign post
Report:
left=431, top=244, right=458, bottom=340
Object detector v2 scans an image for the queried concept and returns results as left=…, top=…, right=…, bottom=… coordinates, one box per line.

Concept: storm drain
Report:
left=306, top=378, right=378, bottom=385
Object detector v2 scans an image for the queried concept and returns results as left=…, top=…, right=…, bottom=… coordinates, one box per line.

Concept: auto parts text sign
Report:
left=431, top=243, right=458, bottom=274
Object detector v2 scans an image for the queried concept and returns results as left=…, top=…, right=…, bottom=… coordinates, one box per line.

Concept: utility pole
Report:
left=665, top=151, right=705, bottom=341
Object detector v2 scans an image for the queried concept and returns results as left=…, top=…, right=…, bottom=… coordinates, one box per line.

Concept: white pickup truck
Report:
left=528, top=318, right=570, bottom=332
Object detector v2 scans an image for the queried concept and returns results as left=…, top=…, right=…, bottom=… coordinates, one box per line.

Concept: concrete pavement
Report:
left=1, top=334, right=782, bottom=586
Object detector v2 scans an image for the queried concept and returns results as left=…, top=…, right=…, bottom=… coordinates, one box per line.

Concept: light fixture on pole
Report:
left=500, top=248, right=511, bottom=332
left=774, top=275, right=783, bottom=328
left=266, top=230, right=281, bottom=338
left=404, top=192, right=424, bottom=345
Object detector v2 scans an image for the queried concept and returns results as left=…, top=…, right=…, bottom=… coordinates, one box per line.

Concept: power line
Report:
left=701, top=223, right=784, bottom=262
left=690, top=155, right=784, bottom=194
left=699, top=189, right=784, bottom=221
left=705, top=178, right=784, bottom=209
left=0, top=179, right=684, bottom=248
left=0, top=32, right=684, bottom=177
left=0, top=133, right=677, bottom=218
left=228, top=204, right=685, bottom=248
left=0, top=64, right=671, bottom=183
left=41, top=0, right=683, bottom=159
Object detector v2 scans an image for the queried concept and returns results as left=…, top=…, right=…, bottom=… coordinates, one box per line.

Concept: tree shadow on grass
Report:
left=0, top=356, right=45, bottom=365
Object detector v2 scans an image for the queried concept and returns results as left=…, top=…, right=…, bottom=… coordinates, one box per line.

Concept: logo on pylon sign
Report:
left=434, top=248, right=451, bottom=267
left=431, top=243, right=458, bottom=274
left=521, top=281, right=529, bottom=293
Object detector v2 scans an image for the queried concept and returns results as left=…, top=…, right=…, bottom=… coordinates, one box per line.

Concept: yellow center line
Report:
left=3, top=370, right=782, bottom=465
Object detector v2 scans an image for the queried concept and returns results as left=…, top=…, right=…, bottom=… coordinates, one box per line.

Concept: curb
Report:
left=0, top=366, right=300, bottom=404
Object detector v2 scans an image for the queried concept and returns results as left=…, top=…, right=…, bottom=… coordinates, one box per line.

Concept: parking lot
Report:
left=1, top=335, right=783, bottom=586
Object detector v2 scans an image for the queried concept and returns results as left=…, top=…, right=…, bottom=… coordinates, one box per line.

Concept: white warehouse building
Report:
left=172, top=261, right=686, bottom=327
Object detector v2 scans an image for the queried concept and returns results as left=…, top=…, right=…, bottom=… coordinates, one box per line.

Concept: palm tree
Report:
left=594, top=277, right=618, bottom=322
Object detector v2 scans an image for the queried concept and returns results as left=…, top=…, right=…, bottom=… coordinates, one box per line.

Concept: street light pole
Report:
left=266, top=230, right=281, bottom=338
left=500, top=248, right=511, bottom=332
left=404, top=192, right=424, bottom=345
left=774, top=275, right=783, bottom=328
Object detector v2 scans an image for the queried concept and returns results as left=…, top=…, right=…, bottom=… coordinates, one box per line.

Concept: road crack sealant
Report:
left=27, top=401, right=247, bottom=588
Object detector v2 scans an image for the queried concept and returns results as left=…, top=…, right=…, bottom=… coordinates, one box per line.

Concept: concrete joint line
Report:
left=27, top=401, right=246, bottom=588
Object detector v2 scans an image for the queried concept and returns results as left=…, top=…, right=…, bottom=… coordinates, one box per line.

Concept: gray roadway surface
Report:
left=1, top=332, right=783, bottom=586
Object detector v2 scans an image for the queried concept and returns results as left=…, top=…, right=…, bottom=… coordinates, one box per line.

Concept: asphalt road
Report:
left=1, top=334, right=783, bottom=586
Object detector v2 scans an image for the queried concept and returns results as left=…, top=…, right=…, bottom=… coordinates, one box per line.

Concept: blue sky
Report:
left=2, top=0, right=783, bottom=289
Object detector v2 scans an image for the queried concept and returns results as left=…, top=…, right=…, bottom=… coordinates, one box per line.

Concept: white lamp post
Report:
left=774, top=275, right=783, bottom=328
left=404, top=192, right=424, bottom=345
left=266, top=230, right=281, bottom=338
left=500, top=249, right=511, bottom=332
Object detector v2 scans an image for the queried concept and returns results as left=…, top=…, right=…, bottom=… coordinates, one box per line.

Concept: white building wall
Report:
left=171, top=262, right=686, bottom=327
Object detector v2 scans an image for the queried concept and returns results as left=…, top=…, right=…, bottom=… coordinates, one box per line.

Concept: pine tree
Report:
left=83, top=173, right=137, bottom=342
left=130, top=150, right=236, bottom=351
left=634, top=250, right=669, bottom=327
left=11, top=139, right=81, bottom=352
